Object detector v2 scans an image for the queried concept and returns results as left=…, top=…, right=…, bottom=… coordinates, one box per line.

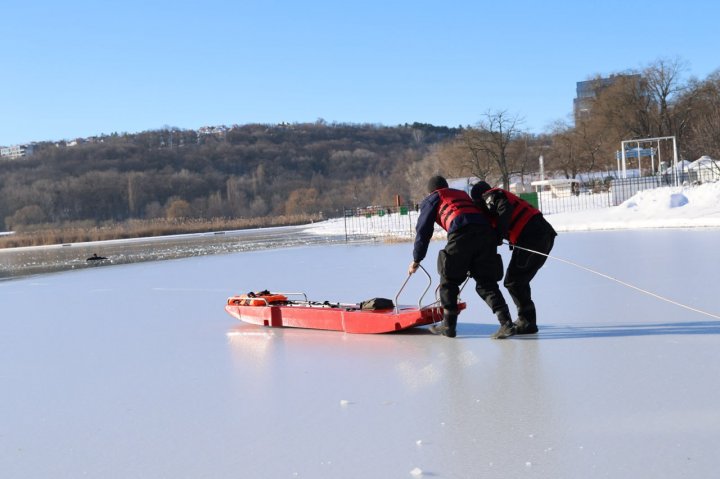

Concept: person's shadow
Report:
left=455, top=321, right=720, bottom=339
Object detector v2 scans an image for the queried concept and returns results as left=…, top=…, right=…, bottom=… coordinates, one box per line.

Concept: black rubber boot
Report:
left=442, top=311, right=457, bottom=338
left=514, top=308, right=538, bottom=335
left=491, top=308, right=516, bottom=339
left=430, top=310, right=458, bottom=338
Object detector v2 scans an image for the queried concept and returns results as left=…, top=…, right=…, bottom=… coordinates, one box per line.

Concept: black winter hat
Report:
left=470, top=181, right=492, bottom=200
left=427, top=175, right=449, bottom=193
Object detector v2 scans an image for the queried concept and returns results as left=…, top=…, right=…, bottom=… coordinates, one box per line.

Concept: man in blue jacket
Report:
left=408, top=175, right=515, bottom=339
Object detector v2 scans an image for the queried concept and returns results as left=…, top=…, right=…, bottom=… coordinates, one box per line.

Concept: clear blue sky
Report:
left=1, top=0, right=718, bottom=146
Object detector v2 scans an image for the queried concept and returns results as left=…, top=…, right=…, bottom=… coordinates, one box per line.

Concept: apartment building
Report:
left=574, top=74, right=641, bottom=121
left=0, top=144, right=34, bottom=160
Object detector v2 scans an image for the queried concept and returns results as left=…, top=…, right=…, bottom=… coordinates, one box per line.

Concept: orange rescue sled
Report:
left=224, top=268, right=465, bottom=334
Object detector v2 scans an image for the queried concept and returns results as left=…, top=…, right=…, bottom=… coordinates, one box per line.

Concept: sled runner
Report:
left=224, top=268, right=465, bottom=334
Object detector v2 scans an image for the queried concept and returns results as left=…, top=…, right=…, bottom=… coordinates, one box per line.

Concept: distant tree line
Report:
left=0, top=122, right=457, bottom=230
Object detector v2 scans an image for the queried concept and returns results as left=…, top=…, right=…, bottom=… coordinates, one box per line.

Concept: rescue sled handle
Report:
left=280, top=292, right=308, bottom=302
left=394, top=264, right=432, bottom=313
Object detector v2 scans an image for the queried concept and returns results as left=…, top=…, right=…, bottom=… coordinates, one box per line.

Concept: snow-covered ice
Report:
left=1, top=183, right=720, bottom=478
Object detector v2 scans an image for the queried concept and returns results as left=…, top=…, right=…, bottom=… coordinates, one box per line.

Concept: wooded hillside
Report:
left=0, top=122, right=457, bottom=230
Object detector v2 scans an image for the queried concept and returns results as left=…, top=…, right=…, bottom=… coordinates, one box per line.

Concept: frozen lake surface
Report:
left=2, top=229, right=720, bottom=478
left=0, top=225, right=349, bottom=280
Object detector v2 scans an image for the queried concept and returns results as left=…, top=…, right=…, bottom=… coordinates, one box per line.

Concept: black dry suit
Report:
left=474, top=185, right=557, bottom=327
left=413, top=187, right=510, bottom=320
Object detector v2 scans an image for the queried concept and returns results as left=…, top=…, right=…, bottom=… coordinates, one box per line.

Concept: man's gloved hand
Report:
left=408, top=261, right=420, bottom=275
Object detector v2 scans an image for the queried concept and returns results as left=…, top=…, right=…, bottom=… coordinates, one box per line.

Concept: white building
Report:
left=688, top=155, right=720, bottom=183
left=0, top=144, right=34, bottom=160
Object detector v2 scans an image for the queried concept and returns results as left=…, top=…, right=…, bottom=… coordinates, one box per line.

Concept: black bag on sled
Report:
left=359, top=297, right=395, bottom=310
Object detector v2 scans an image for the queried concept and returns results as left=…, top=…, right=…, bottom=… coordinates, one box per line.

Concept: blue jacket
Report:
left=412, top=189, right=490, bottom=263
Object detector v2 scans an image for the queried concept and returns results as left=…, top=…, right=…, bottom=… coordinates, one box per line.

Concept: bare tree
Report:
left=643, top=57, right=690, bottom=137
left=455, top=129, right=495, bottom=180
left=683, top=71, right=720, bottom=159
left=591, top=73, right=652, bottom=141
left=572, top=63, right=685, bottom=172
left=507, top=133, right=547, bottom=186
left=582, top=58, right=694, bottom=164
left=548, top=122, right=582, bottom=179
left=405, top=144, right=449, bottom=200
left=574, top=119, right=605, bottom=172
left=463, top=110, right=525, bottom=187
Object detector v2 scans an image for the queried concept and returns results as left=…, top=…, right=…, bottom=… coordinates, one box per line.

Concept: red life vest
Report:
left=435, top=188, right=481, bottom=231
left=489, top=188, right=540, bottom=243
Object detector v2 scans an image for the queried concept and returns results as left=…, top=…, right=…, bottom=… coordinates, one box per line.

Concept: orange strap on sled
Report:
left=227, top=291, right=288, bottom=306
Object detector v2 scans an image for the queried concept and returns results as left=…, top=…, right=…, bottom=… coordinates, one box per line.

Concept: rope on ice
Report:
left=510, top=242, right=720, bottom=321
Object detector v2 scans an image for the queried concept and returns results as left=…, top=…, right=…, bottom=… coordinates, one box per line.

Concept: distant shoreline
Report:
left=0, top=214, right=322, bottom=250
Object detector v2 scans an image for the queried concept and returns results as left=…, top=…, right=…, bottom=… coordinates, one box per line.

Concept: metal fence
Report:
left=342, top=205, right=419, bottom=241
left=533, top=188, right=612, bottom=215
left=342, top=168, right=720, bottom=237
left=537, top=169, right=720, bottom=215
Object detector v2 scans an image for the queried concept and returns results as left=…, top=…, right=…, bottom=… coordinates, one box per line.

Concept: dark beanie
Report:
left=470, top=181, right=492, bottom=200
left=427, top=175, right=449, bottom=192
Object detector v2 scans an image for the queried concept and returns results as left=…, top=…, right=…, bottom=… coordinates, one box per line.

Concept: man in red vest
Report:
left=408, top=175, right=515, bottom=339
left=471, top=181, right=557, bottom=335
